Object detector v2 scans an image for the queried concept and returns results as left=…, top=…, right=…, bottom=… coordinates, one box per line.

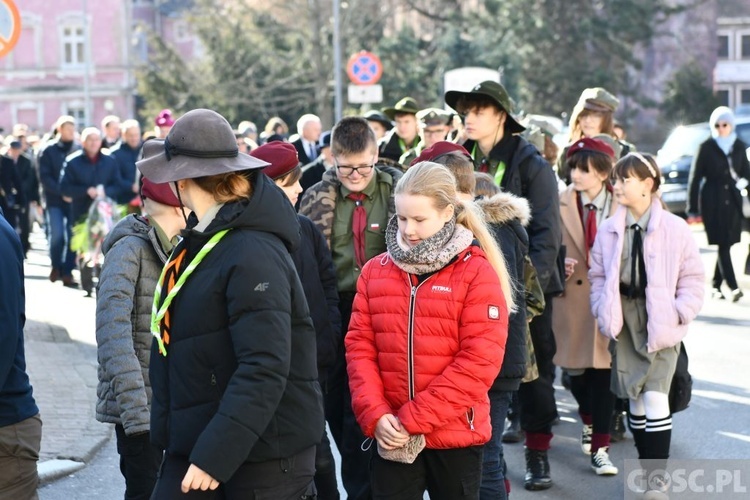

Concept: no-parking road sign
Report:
left=347, top=51, right=383, bottom=86
left=0, top=0, right=21, bottom=59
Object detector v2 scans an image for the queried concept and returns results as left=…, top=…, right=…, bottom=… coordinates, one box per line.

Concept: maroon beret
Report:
left=252, top=142, right=300, bottom=180
left=141, top=177, right=181, bottom=207
left=566, top=137, right=615, bottom=160
left=155, top=109, right=175, bottom=127
left=411, top=141, right=473, bottom=167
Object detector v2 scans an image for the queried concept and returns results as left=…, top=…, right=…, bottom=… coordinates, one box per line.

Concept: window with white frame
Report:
left=741, top=88, right=750, bottom=105
left=65, top=105, right=86, bottom=129
left=718, top=34, right=730, bottom=59
left=716, top=89, right=731, bottom=108
left=61, top=24, right=86, bottom=67
left=742, top=34, right=750, bottom=60
left=13, top=14, right=42, bottom=69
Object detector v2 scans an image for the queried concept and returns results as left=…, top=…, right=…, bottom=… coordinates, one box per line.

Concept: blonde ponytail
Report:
left=396, top=161, right=516, bottom=313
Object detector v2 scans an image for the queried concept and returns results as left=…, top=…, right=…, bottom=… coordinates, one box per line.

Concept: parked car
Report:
left=656, top=117, right=750, bottom=215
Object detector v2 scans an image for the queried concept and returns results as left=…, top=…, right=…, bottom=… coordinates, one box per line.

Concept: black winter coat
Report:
left=17, top=154, right=40, bottom=205
left=478, top=193, right=530, bottom=392
left=464, top=136, right=563, bottom=295
left=110, top=142, right=142, bottom=204
left=378, top=129, right=411, bottom=163
left=688, top=137, right=750, bottom=246
left=291, top=214, right=341, bottom=382
left=0, top=156, right=26, bottom=210
left=149, top=174, right=324, bottom=484
left=38, top=139, right=80, bottom=208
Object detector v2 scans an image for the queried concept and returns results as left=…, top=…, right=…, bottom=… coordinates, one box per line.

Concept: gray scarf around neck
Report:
left=386, top=214, right=475, bottom=275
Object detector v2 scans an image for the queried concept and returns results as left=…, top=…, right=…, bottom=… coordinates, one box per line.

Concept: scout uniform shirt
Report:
left=331, top=170, right=392, bottom=293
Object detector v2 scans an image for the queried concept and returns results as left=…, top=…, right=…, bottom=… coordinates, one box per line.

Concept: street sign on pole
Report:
left=0, top=0, right=21, bottom=59
left=347, top=51, right=383, bottom=86
left=348, top=84, right=383, bottom=104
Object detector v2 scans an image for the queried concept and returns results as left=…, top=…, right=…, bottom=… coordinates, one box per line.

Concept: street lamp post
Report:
left=333, top=0, right=342, bottom=122
left=82, top=0, right=91, bottom=126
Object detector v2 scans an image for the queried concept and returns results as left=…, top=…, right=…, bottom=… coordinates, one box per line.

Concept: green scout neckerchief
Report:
left=472, top=143, right=506, bottom=186
left=151, top=229, right=231, bottom=356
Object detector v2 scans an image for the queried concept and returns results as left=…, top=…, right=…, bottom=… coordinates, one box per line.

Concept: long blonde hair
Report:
left=396, top=162, right=515, bottom=312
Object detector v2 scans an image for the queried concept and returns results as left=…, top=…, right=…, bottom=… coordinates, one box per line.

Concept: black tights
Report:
left=713, top=244, right=738, bottom=290
left=568, top=368, right=615, bottom=435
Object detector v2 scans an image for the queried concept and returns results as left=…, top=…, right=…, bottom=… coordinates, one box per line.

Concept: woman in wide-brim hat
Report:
left=139, top=108, right=324, bottom=499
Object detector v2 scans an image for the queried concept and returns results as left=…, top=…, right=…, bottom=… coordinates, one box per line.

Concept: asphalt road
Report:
left=38, top=227, right=750, bottom=499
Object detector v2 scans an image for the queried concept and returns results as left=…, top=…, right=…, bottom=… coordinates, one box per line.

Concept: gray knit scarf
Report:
left=385, top=214, right=475, bottom=275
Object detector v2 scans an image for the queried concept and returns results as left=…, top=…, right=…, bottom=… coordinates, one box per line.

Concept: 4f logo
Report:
left=254, top=282, right=269, bottom=292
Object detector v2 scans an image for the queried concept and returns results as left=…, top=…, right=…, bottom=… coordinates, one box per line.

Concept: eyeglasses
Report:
left=335, top=157, right=375, bottom=177
left=715, top=122, right=730, bottom=129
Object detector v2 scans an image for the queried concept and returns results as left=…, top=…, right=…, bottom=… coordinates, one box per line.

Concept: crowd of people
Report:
left=3, top=82, right=750, bottom=500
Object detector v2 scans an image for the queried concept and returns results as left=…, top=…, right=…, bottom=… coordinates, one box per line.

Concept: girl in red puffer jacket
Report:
left=346, top=161, right=514, bottom=499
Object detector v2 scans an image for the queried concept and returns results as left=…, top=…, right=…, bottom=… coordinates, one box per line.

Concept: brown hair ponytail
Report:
left=192, top=172, right=253, bottom=203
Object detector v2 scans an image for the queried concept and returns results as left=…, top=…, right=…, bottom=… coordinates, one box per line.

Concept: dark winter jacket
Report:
left=464, top=136, right=563, bottom=295
left=0, top=156, right=26, bottom=210
left=0, top=214, right=38, bottom=427
left=110, top=142, right=143, bottom=204
left=38, top=139, right=80, bottom=208
left=687, top=137, right=750, bottom=246
left=149, top=173, right=324, bottom=483
left=95, top=215, right=171, bottom=435
left=296, top=157, right=327, bottom=211
left=59, top=150, right=123, bottom=223
left=300, top=157, right=326, bottom=195
left=292, top=214, right=341, bottom=382
left=17, top=154, right=40, bottom=205
left=478, top=193, right=530, bottom=391
left=378, top=129, right=413, bottom=163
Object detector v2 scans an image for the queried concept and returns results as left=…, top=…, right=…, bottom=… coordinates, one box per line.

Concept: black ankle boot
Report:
left=524, top=447, right=553, bottom=491
left=502, top=416, right=523, bottom=443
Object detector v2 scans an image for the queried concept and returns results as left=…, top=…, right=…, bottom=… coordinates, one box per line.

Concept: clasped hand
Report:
left=375, top=414, right=410, bottom=450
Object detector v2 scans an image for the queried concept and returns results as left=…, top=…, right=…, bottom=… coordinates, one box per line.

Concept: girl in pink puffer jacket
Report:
left=588, top=152, right=704, bottom=495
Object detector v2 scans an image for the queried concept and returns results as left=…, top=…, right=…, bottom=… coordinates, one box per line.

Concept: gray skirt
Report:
left=610, top=296, right=680, bottom=400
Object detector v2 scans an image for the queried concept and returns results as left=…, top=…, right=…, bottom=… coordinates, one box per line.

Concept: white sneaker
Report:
left=591, top=447, right=618, bottom=475
left=581, top=424, right=593, bottom=455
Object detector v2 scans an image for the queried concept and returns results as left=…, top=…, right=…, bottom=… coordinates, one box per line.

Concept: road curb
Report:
left=38, top=459, right=86, bottom=486
left=37, top=426, right=113, bottom=485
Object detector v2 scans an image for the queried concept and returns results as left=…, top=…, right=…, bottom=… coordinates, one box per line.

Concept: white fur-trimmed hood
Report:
left=475, top=192, right=531, bottom=227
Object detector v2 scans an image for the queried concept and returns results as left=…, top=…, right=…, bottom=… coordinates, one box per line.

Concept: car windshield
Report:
left=736, top=122, right=750, bottom=145
left=657, top=124, right=710, bottom=165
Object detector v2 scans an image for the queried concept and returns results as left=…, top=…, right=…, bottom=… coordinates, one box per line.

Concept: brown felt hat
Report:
left=137, top=109, right=269, bottom=184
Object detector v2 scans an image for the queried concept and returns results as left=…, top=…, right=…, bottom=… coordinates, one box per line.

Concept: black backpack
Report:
left=669, top=342, right=692, bottom=413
